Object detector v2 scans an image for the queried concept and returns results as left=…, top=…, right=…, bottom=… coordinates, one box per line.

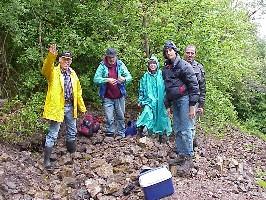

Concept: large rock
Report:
left=85, top=178, right=102, bottom=198
left=95, top=163, right=113, bottom=178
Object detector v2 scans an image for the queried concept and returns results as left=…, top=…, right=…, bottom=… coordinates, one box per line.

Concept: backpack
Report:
left=78, top=113, right=101, bottom=137
left=125, top=120, right=137, bottom=137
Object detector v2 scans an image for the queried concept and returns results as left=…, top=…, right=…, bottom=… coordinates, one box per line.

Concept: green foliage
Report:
left=17, top=69, right=46, bottom=100
left=256, top=168, right=266, bottom=189
left=0, top=93, right=48, bottom=143
left=201, top=81, right=238, bottom=134
left=79, top=74, right=100, bottom=105
left=0, top=0, right=265, bottom=142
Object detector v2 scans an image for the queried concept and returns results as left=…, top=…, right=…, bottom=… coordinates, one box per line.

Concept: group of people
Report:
left=41, top=41, right=206, bottom=174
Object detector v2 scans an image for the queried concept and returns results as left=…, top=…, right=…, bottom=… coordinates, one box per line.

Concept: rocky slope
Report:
left=0, top=125, right=265, bottom=200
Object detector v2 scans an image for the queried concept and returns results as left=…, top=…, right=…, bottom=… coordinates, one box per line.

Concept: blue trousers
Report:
left=172, top=95, right=194, bottom=156
left=45, top=104, right=77, bottom=147
left=103, top=97, right=125, bottom=136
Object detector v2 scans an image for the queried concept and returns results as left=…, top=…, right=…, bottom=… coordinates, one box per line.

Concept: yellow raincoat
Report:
left=42, top=52, right=86, bottom=122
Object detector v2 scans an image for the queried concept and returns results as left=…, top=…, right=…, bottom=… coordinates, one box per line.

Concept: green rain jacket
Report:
left=137, top=55, right=172, bottom=135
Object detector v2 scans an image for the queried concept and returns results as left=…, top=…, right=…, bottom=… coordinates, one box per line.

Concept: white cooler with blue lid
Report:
left=139, top=166, right=174, bottom=200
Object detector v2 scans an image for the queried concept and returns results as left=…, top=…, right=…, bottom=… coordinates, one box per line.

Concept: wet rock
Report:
left=238, top=182, right=249, bottom=192
left=34, top=191, right=50, bottom=199
left=168, top=159, right=178, bottom=175
left=228, top=158, right=239, bottom=168
left=90, top=158, right=107, bottom=169
left=110, top=157, right=123, bottom=167
left=138, top=136, right=154, bottom=148
left=103, top=181, right=121, bottom=194
left=96, top=193, right=117, bottom=200
left=95, top=163, right=113, bottom=178
left=0, top=153, right=12, bottom=162
left=238, top=162, right=244, bottom=175
left=207, top=169, right=221, bottom=179
left=62, top=154, right=73, bottom=165
left=71, top=188, right=90, bottom=200
left=59, top=166, right=74, bottom=178
left=215, top=156, right=224, bottom=172
left=63, top=177, right=76, bottom=188
left=6, top=181, right=16, bottom=189
left=123, top=155, right=134, bottom=164
left=85, top=178, right=102, bottom=197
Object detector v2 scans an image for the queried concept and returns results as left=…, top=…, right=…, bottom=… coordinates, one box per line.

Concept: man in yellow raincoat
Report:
left=42, top=44, right=86, bottom=169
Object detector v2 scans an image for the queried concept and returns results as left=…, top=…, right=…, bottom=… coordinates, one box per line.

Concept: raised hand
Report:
left=48, top=44, right=58, bottom=56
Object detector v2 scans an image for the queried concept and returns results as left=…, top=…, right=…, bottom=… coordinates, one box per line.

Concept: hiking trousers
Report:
left=172, top=95, right=194, bottom=157
left=45, top=103, right=77, bottom=147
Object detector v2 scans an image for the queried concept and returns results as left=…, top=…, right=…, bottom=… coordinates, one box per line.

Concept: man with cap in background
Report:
left=42, top=44, right=86, bottom=170
left=184, top=45, right=206, bottom=148
left=162, top=41, right=199, bottom=176
left=94, top=48, right=132, bottom=137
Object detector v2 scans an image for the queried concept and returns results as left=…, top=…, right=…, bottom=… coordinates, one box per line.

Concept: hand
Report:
left=137, top=103, right=143, bottom=109
left=189, top=106, right=196, bottom=119
left=49, top=44, right=58, bottom=55
left=118, top=76, right=126, bottom=83
left=79, top=111, right=87, bottom=118
left=197, top=107, right=204, bottom=115
left=107, top=78, right=117, bottom=85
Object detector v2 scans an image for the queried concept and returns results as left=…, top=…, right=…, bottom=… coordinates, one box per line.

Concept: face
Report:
left=185, top=46, right=196, bottom=63
left=148, top=62, right=157, bottom=72
left=165, top=48, right=176, bottom=61
left=59, top=57, right=72, bottom=71
left=106, top=56, right=117, bottom=65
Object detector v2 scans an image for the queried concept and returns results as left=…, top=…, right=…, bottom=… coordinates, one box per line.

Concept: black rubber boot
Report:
left=66, top=140, right=76, bottom=153
left=158, top=135, right=163, bottom=144
left=137, top=126, right=144, bottom=137
left=175, top=154, right=186, bottom=165
left=44, top=146, right=53, bottom=170
left=193, top=136, right=198, bottom=149
left=176, top=156, right=194, bottom=177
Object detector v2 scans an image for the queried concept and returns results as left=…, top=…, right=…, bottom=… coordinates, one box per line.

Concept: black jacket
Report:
left=162, top=57, right=199, bottom=107
left=191, top=60, right=206, bottom=108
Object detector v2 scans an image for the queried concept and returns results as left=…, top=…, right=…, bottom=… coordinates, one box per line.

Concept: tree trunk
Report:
left=142, top=2, right=149, bottom=58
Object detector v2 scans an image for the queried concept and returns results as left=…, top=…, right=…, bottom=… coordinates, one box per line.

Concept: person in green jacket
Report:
left=93, top=48, right=132, bottom=137
left=137, top=55, right=172, bottom=140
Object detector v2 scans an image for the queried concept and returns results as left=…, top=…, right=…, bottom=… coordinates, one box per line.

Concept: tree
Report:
left=0, top=0, right=265, bottom=142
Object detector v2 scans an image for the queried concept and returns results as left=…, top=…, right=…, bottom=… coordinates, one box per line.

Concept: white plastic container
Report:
left=139, top=166, right=174, bottom=200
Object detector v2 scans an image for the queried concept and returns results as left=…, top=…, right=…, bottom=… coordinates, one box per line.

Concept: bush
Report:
left=0, top=92, right=48, bottom=144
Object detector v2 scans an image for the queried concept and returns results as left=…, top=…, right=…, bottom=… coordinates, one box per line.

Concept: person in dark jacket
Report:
left=184, top=45, right=206, bottom=147
left=162, top=41, right=199, bottom=174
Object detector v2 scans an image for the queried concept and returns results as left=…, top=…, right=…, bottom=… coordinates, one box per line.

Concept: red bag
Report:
left=78, top=113, right=100, bottom=137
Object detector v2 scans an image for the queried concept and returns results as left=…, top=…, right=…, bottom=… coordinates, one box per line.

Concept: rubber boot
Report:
left=193, top=136, right=198, bottom=149
left=66, top=140, right=76, bottom=153
left=44, top=146, right=53, bottom=170
left=137, top=126, right=144, bottom=137
left=175, top=154, right=186, bottom=165
left=159, top=135, right=163, bottom=144
left=176, top=156, right=194, bottom=177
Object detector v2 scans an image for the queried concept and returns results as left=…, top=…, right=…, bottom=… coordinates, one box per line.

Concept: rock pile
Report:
left=0, top=126, right=265, bottom=200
